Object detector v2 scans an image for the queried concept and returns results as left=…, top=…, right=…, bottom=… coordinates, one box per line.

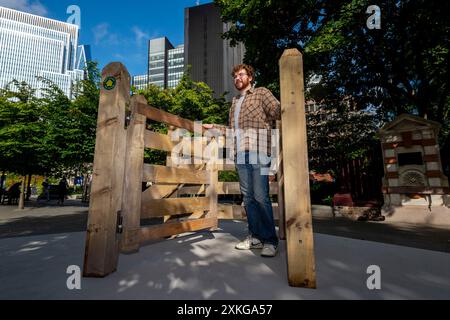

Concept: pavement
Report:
left=0, top=200, right=449, bottom=299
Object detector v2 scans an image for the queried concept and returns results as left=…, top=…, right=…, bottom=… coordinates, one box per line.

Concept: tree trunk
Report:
left=82, top=174, right=89, bottom=203
left=18, top=177, right=25, bottom=210
left=26, top=173, right=32, bottom=201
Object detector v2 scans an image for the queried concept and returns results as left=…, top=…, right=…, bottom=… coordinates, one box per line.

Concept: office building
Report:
left=132, top=74, right=149, bottom=91
left=168, top=44, right=184, bottom=88
left=76, top=44, right=92, bottom=71
left=0, top=6, right=86, bottom=98
left=184, top=2, right=245, bottom=100
left=147, top=37, right=184, bottom=89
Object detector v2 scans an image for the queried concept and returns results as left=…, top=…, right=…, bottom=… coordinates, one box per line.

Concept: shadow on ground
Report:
left=0, top=205, right=449, bottom=253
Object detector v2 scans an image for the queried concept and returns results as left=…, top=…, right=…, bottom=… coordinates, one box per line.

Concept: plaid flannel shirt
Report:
left=215, top=87, right=281, bottom=156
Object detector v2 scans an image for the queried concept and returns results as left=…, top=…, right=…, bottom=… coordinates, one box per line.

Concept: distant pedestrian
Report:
left=57, top=177, right=68, bottom=205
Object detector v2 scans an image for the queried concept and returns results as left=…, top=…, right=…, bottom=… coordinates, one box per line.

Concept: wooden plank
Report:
left=205, top=140, right=219, bottom=230
left=136, top=102, right=196, bottom=132
left=141, top=197, right=210, bottom=218
left=276, top=120, right=286, bottom=240
left=144, top=130, right=176, bottom=152
left=143, top=164, right=209, bottom=184
left=145, top=130, right=202, bottom=162
left=83, top=62, right=130, bottom=277
left=140, top=217, right=218, bottom=244
left=279, top=48, right=316, bottom=288
left=218, top=204, right=280, bottom=220
left=120, top=95, right=146, bottom=253
left=217, top=163, right=236, bottom=171
left=142, top=183, right=180, bottom=200
left=177, top=182, right=278, bottom=195
left=177, top=185, right=207, bottom=195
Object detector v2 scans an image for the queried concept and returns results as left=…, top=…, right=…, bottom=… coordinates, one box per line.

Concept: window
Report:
left=397, top=152, right=423, bottom=166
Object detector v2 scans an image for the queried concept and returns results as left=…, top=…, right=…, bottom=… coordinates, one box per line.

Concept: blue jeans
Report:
left=236, top=152, right=278, bottom=246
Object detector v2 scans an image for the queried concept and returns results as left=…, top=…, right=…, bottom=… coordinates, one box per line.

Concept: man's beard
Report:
left=234, top=78, right=250, bottom=91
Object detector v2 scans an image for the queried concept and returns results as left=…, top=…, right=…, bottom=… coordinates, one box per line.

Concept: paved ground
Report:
left=1, top=201, right=449, bottom=253
left=0, top=201, right=449, bottom=299
left=0, top=221, right=449, bottom=299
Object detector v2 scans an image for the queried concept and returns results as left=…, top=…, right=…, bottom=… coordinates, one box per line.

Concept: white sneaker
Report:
left=261, top=244, right=277, bottom=257
left=235, top=236, right=264, bottom=250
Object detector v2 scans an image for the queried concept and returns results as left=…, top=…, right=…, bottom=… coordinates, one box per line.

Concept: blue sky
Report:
left=0, top=0, right=212, bottom=76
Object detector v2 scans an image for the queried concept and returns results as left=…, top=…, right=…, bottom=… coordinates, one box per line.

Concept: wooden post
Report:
left=83, top=62, right=130, bottom=277
left=120, top=95, right=147, bottom=253
left=205, top=138, right=219, bottom=229
left=279, top=48, right=316, bottom=288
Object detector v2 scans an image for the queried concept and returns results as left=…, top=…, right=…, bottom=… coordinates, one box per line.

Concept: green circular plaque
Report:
left=103, top=76, right=116, bottom=90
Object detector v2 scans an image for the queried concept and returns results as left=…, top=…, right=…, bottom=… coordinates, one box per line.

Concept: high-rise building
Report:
left=132, top=74, right=149, bottom=91
left=0, top=6, right=86, bottom=98
left=168, top=44, right=185, bottom=89
left=76, top=45, right=92, bottom=70
left=147, top=37, right=184, bottom=89
left=184, top=2, right=245, bottom=100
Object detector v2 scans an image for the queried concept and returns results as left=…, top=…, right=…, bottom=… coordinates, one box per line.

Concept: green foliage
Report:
left=136, top=69, right=231, bottom=166
left=0, top=62, right=100, bottom=176
left=219, top=170, right=239, bottom=182
left=0, top=81, right=48, bottom=175
left=216, top=0, right=450, bottom=185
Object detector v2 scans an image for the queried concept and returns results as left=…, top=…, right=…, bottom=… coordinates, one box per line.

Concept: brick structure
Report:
left=379, top=114, right=449, bottom=207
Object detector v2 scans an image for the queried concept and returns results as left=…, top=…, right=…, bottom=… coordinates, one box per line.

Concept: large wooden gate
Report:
left=83, top=48, right=316, bottom=288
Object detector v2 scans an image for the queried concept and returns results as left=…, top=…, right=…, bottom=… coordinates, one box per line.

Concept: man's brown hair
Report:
left=232, top=64, right=255, bottom=83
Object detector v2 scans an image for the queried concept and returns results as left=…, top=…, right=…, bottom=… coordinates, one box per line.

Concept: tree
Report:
left=216, top=0, right=449, bottom=125
left=216, top=0, right=450, bottom=199
left=0, top=81, right=48, bottom=176
left=0, top=62, right=102, bottom=206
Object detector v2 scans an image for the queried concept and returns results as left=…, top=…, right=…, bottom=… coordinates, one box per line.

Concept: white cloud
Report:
left=92, top=23, right=109, bottom=44
left=132, top=26, right=150, bottom=46
left=92, top=23, right=120, bottom=46
left=0, top=0, right=48, bottom=16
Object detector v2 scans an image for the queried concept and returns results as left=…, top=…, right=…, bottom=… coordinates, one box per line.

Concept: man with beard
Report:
left=204, top=64, right=281, bottom=257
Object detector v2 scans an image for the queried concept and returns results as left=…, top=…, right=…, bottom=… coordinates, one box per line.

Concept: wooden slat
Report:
left=136, top=102, right=196, bottom=132
left=141, top=197, right=210, bottom=218
left=217, top=163, right=236, bottom=171
left=144, top=130, right=200, bottom=159
left=277, top=119, right=286, bottom=240
left=177, top=182, right=278, bottom=195
left=205, top=143, right=218, bottom=229
left=143, top=164, right=209, bottom=184
left=120, top=95, right=147, bottom=253
left=144, top=130, right=176, bottom=152
left=177, top=185, right=207, bottom=195
left=140, top=217, right=218, bottom=243
left=280, top=48, right=316, bottom=288
left=218, top=204, right=280, bottom=220
left=83, top=62, right=130, bottom=277
left=142, top=183, right=180, bottom=200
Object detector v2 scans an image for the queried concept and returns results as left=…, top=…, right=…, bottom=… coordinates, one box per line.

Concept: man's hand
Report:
left=269, top=175, right=276, bottom=182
